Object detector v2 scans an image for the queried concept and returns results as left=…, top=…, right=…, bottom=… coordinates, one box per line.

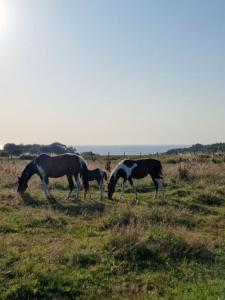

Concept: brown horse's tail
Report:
left=79, top=158, right=89, bottom=192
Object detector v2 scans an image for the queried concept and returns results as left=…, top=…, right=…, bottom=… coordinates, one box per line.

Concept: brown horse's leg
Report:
left=120, top=179, right=127, bottom=200
left=37, top=165, right=50, bottom=197
left=40, top=177, right=50, bottom=198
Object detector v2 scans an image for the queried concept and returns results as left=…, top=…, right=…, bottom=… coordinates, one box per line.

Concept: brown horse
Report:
left=107, top=158, right=163, bottom=201
left=87, top=168, right=107, bottom=200
left=17, top=153, right=89, bottom=199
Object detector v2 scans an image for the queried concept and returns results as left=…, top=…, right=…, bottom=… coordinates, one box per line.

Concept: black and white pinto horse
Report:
left=17, top=153, right=89, bottom=199
left=107, top=158, right=163, bottom=200
left=87, top=168, right=107, bottom=200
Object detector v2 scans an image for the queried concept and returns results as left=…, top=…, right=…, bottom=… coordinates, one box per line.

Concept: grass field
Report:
left=1, top=155, right=225, bottom=299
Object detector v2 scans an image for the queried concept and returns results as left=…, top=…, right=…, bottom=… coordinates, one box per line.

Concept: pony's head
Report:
left=107, top=177, right=115, bottom=200
left=17, top=174, right=28, bottom=193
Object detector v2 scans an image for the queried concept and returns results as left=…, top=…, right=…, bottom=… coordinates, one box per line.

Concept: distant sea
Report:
left=75, top=145, right=189, bottom=156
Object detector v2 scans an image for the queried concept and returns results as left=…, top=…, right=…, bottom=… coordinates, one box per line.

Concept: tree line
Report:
left=0, top=142, right=77, bottom=157
left=166, top=143, right=225, bottom=154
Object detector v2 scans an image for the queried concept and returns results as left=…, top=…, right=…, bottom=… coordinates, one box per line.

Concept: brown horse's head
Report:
left=17, top=161, right=37, bottom=194
left=17, top=175, right=28, bottom=193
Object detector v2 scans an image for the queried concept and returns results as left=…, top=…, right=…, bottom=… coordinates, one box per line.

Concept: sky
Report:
left=0, top=0, right=225, bottom=146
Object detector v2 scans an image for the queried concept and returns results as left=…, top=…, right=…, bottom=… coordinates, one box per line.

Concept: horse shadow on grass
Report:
left=21, top=192, right=108, bottom=217
left=48, top=196, right=107, bottom=217
left=20, top=193, right=44, bottom=207
left=166, top=196, right=218, bottom=216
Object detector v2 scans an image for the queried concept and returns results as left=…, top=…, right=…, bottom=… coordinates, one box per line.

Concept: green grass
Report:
left=0, top=156, right=225, bottom=299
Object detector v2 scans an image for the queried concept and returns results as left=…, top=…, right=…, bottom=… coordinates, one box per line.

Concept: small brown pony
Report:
left=17, top=153, right=89, bottom=199
left=87, top=168, right=107, bottom=200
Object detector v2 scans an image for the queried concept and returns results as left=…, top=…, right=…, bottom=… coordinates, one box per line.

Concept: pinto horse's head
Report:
left=17, top=175, right=28, bottom=194
left=107, top=179, right=115, bottom=200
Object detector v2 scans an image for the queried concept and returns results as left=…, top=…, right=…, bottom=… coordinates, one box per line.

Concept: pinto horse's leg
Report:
left=128, top=178, right=138, bottom=202
left=155, top=178, right=164, bottom=198
left=120, top=179, right=127, bottom=200
left=152, top=178, right=164, bottom=199
left=66, top=174, right=74, bottom=200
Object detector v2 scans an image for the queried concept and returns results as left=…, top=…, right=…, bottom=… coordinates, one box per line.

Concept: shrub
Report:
left=211, top=157, right=222, bottom=164
left=148, top=232, right=214, bottom=262
left=19, top=154, right=36, bottom=160
left=196, top=192, right=224, bottom=206
left=72, top=252, right=99, bottom=268
left=178, top=165, right=190, bottom=181
left=106, top=222, right=161, bottom=271
left=102, top=209, right=137, bottom=230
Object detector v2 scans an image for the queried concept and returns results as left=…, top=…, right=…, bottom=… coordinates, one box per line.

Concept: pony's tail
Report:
left=104, top=171, right=108, bottom=181
left=79, top=159, right=89, bottom=192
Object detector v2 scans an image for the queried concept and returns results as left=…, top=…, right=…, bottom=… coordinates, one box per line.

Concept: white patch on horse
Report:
left=78, top=157, right=86, bottom=170
left=112, top=163, right=122, bottom=180
left=36, top=164, right=49, bottom=196
left=114, top=163, right=137, bottom=180
left=36, top=164, right=45, bottom=179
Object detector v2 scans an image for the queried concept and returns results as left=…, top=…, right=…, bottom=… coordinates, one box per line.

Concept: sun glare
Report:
left=0, top=1, right=10, bottom=34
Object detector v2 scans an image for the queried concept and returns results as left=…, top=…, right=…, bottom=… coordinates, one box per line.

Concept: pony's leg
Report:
left=99, top=180, right=104, bottom=200
left=66, top=175, right=74, bottom=199
left=75, top=177, right=81, bottom=200
left=128, top=178, right=138, bottom=202
left=120, top=179, right=127, bottom=200
left=88, top=182, right=92, bottom=200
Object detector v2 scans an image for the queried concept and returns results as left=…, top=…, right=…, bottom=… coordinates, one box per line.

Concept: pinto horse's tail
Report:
left=158, top=160, right=163, bottom=178
left=79, top=158, right=89, bottom=192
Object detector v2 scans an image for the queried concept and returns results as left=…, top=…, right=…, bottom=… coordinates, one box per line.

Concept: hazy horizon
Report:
left=1, top=0, right=225, bottom=146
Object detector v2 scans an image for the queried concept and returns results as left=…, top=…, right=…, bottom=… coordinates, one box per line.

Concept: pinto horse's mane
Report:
left=109, top=160, right=126, bottom=182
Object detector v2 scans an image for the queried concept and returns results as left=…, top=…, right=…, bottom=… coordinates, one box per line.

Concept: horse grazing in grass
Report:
left=87, top=168, right=107, bottom=200
left=17, top=153, right=89, bottom=199
left=107, top=158, right=163, bottom=201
